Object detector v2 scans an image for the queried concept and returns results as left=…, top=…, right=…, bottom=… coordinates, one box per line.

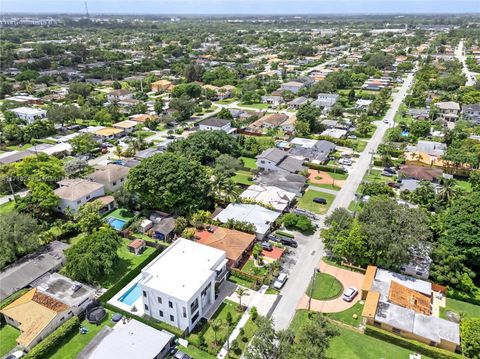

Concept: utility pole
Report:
left=7, top=177, right=16, bottom=203
left=308, top=268, right=320, bottom=311
left=84, top=1, right=90, bottom=19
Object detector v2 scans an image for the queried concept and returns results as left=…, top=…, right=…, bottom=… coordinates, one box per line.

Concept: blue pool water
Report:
left=107, top=217, right=126, bottom=231
left=119, top=282, right=142, bottom=305
left=401, top=130, right=409, bottom=137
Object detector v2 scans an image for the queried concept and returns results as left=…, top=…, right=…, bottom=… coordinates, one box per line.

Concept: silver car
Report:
left=273, top=272, right=288, bottom=289
left=342, top=287, right=358, bottom=302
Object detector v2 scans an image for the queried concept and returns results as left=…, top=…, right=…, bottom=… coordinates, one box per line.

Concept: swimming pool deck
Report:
left=107, top=274, right=145, bottom=317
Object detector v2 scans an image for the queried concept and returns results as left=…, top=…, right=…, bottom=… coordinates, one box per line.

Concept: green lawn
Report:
left=96, top=238, right=155, bottom=288
left=240, top=156, right=257, bottom=170
left=47, top=311, right=115, bottom=359
left=238, top=102, right=269, bottom=110
left=216, top=98, right=237, bottom=105
left=308, top=182, right=341, bottom=191
left=306, top=272, right=343, bottom=300
left=0, top=325, right=20, bottom=356
left=0, top=201, right=15, bottom=215
left=104, top=208, right=135, bottom=221
left=233, top=170, right=254, bottom=186
left=364, top=169, right=392, bottom=184
left=326, top=302, right=364, bottom=327
left=455, top=179, right=472, bottom=192
left=228, top=275, right=256, bottom=289
left=440, top=297, right=480, bottom=319
left=189, top=300, right=243, bottom=354
left=290, top=310, right=421, bottom=359
left=297, top=189, right=335, bottom=215
left=241, top=259, right=268, bottom=277
left=328, top=326, right=420, bottom=359
left=353, top=139, right=368, bottom=152
left=178, top=345, right=216, bottom=359
left=229, top=316, right=258, bottom=359
left=6, top=143, right=33, bottom=151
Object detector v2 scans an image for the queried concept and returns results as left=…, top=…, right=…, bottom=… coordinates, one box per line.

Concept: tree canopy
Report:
left=126, top=152, right=212, bottom=215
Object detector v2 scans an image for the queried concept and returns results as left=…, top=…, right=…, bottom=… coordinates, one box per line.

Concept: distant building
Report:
left=256, top=148, right=306, bottom=174
left=88, top=164, right=130, bottom=193
left=54, top=179, right=105, bottom=213
left=462, top=103, right=480, bottom=124
left=434, top=101, right=460, bottom=126
left=198, top=118, right=236, bottom=133
left=107, top=89, right=133, bottom=102
left=280, top=81, right=305, bottom=94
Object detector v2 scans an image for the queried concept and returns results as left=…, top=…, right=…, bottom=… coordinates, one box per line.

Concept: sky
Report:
left=2, top=0, right=479, bottom=15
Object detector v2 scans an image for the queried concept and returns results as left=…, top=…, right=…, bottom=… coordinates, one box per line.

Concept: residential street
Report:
left=456, top=40, right=477, bottom=86
left=271, top=67, right=417, bottom=330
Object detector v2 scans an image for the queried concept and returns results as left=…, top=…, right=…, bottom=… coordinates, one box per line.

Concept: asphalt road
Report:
left=455, top=40, right=477, bottom=86
left=271, top=66, right=417, bottom=330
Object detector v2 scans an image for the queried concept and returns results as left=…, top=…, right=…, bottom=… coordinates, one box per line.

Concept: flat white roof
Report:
left=375, top=268, right=432, bottom=295
left=240, top=185, right=296, bottom=212
left=140, top=238, right=226, bottom=302
left=214, top=203, right=280, bottom=236
left=290, top=137, right=318, bottom=148
left=11, top=106, right=46, bottom=115
left=86, top=319, right=174, bottom=359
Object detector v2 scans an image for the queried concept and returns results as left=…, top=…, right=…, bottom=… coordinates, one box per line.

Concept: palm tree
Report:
left=437, top=177, right=460, bottom=205
left=235, top=287, right=250, bottom=309
left=114, top=144, right=123, bottom=160
left=210, top=319, right=223, bottom=346
left=212, top=175, right=239, bottom=205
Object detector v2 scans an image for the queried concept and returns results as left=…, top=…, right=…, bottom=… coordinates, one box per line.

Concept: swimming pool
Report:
left=119, top=282, right=142, bottom=306
left=107, top=217, right=127, bottom=231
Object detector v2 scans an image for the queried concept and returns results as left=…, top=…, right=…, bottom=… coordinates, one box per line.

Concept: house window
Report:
left=170, top=315, right=174, bottom=322
left=60, top=317, right=65, bottom=321
left=86, top=195, right=91, bottom=200
left=191, top=312, right=199, bottom=324
left=392, top=327, right=401, bottom=334
left=159, top=310, right=163, bottom=317
left=144, top=304, right=149, bottom=311
left=191, top=298, right=199, bottom=312
left=120, top=178, right=124, bottom=182
left=143, top=291, right=147, bottom=297
left=373, top=321, right=381, bottom=327
left=169, top=301, right=173, bottom=308
left=113, top=181, right=117, bottom=186
left=183, top=307, right=187, bottom=318
left=158, top=296, right=162, bottom=304
left=76, top=200, right=82, bottom=204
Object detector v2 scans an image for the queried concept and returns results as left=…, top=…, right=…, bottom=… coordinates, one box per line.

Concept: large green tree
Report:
left=168, top=130, right=241, bottom=165
left=63, top=227, right=122, bottom=284
left=126, top=152, right=212, bottom=215
left=244, top=316, right=293, bottom=359
left=358, top=197, right=432, bottom=269
left=0, top=211, right=39, bottom=269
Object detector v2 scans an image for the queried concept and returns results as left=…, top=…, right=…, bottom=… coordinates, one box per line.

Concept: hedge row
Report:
left=364, top=325, right=462, bottom=359
left=305, top=162, right=347, bottom=174
left=0, top=289, right=29, bottom=311
left=98, top=246, right=163, bottom=303
left=446, top=289, right=480, bottom=306
left=275, top=231, right=294, bottom=239
left=24, top=316, right=80, bottom=359
left=103, top=303, right=183, bottom=337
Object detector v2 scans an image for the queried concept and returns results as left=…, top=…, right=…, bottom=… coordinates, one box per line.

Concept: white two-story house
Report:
left=139, top=238, right=227, bottom=333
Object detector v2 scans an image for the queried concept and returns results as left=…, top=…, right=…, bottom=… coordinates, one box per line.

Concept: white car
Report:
left=273, top=272, right=288, bottom=289
left=342, top=287, right=358, bottom=302
left=6, top=351, right=25, bottom=359
left=383, top=119, right=389, bottom=124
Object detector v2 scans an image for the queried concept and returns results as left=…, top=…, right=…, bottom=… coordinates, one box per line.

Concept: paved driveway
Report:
left=297, top=260, right=364, bottom=313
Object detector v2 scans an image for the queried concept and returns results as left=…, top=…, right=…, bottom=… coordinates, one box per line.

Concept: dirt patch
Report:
left=308, top=169, right=345, bottom=188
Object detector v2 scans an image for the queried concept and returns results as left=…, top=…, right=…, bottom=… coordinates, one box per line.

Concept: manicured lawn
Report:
left=0, top=325, right=20, bottom=356
left=326, top=302, right=364, bottom=327
left=306, top=272, right=343, bottom=300
left=455, top=179, right=472, bottom=192
left=96, top=238, right=155, bottom=288
left=233, top=170, right=254, bottom=186
left=105, top=208, right=134, bottom=221
left=364, top=169, right=392, bottom=184
left=47, top=311, right=115, bottom=359
left=228, top=275, right=256, bottom=289
left=238, top=102, right=269, bottom=110
left=328, top=326, right=418, bottom=359
left=309, top=182, right=341, bottom=191
left=216, top=98, right=237, bottom=105
left=440, top=297, right=480, bottom=319
left=189, top=300, right=243, bottom=354
left=178, top=345, right=216, bottom=359
left=229, top=316, right=258, bottom=358
left=241, top=259, right=268, bottom=277
left=0, top=201, right=15, bottom=215
left=240, top=156, right=257, bottom=170
left=297, top=189, right=335, bottom=215
left=327, top=170, right=348, bottom=181
left=6, top=143, right=32, bottom=151
left=353, top=139, right=368, bottom=152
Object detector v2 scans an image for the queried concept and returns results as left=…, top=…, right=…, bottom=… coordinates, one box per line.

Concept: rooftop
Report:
left=140, top=238, right=226, bottom=302
left=88, top=164, right=130, bottom=184
left=54, top=179, right=104, bottom=201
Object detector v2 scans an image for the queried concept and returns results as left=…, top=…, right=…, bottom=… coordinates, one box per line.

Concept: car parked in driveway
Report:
left=342, top=287, right=358, bottom=302
left=381, top=171, right=394, bottom=177
left=261, top=241, right=273, bottom=251
left=273, top=272, right=288, bottom=289
left=5, top=351, right=25, bottom=359
left=279, top=237, right=298, bottom=248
